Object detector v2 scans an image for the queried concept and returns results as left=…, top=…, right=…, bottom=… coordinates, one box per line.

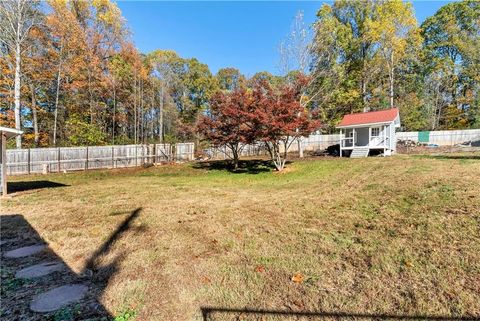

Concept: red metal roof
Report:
left=337, top=108, right=399, bottom=127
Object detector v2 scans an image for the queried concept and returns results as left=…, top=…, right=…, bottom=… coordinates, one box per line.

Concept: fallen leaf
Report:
left=292, top=299, right=305, bottom=309
left=291, top=273, right=304, bottom=283
left=255, top=265, right=265, bottom=273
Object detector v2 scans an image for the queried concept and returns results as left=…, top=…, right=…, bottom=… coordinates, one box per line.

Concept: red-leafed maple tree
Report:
left=197, top=88, right=255, bottom=170
left=250, top=79, right=320, bottom=171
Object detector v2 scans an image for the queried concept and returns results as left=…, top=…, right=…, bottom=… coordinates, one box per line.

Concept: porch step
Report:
left=350, top=148, right=369, bottom=158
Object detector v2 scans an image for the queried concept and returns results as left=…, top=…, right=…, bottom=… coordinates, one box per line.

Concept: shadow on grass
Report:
left=193, top=159, right=278, bottom=174
left=7, top=180, right=69, bottom=194
left=84, top=207, right=142, bottom=271
left=200, top=307, right=479, bottom=321
left=414, top=154, right=480, bottom=160
left=1, top=208, right=143, bottom=319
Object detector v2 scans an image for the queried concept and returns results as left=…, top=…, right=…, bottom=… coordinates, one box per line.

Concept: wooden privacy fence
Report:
left=6, top=143, right=194, bottom=175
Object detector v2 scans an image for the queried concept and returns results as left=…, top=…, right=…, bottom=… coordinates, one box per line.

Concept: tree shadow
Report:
left=7, top=180, right=69, bottom=194
left=83, top=208, right=142, bottom=271
left=1, top=208, right=143, bottom=320
left=193, top=159, right=277, bottom=174
left=414, top=154, right=480, bottom=160
left=200, top=307, right=479, bottom=321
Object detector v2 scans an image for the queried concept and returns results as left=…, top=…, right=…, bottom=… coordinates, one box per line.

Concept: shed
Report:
left=336, top=108, right=400, bottom=158
left=1, top=127, right=23, bottom=196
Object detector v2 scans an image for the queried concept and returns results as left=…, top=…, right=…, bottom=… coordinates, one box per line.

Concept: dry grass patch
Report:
left=2, top=153, right=479, bottom=320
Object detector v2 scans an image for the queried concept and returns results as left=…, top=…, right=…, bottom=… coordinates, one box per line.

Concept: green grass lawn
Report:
left=2, top=154, right=480, bottom=320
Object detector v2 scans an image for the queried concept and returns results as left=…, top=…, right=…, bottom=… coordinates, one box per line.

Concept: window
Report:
left=371, top=127, right=380, bottom=137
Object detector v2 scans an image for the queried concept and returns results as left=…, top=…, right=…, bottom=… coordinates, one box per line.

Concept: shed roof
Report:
left=337, top=108, right=399, bottom=128
left=0, top=126, right=23, bottom=139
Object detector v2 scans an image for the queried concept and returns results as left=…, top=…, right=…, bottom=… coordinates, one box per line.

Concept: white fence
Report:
left=397, top=129, right=480, bottom=146
left=6, top=129, right=479, bottom=174
left=175, top=143, right=195, bottom=161
left=6, top=143, right=194, bottom=175
left=296, top=134, right=343, bottom=152
left=204, top=129, right=479, bottom=160
left=204, top=143, right=269, bottom=160
left=204, top=134, right=343, bottom=160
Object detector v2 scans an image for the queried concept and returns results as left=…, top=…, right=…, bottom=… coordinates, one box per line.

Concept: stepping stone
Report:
left=4, top=245, right=46, bottom=258
left=30, top=284, right=88, bottom=313
left=15, top=262, right=65, bottom=279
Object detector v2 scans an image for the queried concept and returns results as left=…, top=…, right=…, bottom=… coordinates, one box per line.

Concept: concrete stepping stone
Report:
left=15, top=262, right=65, bottom=279
left=30, top=284, right=88, bottom=313
left=4, top=245, right=46, bottom=258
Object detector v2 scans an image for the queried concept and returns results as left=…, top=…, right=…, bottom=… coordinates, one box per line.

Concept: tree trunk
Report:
left=231, top=144, right=239, bottom=170
left=150, top=90, right=154, bottom=140
left=14, top=35, right=22, bottom=148
left=389, top=51, right=394, bottom=108
left=30, top=84, right=39, bottom=146
left=282, top=140, right=288, bottom=170
left=112, top=80, right=116, bottom=145
left=158, top=85, right=164, bottom=143
left=88, top=69, right=94, bottom=124
left=297, top=137, right=303, bottom=158
left=133, top=73, right=137, bottom=144
left=53, top=47, right=63, bottom=146
left=140, top=80, right=144, bottom=143
left=362, top=76, right=368, bottom=109
left=272, top=142, right=285, bottom=171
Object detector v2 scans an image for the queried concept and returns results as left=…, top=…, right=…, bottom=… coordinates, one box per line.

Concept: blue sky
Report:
left=117, top=1, right=453, bottom=77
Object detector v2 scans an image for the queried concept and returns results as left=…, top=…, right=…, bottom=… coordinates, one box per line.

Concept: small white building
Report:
left=336, top=108, right=400, bottom=158
left=1, top=126, right=23, bottom=196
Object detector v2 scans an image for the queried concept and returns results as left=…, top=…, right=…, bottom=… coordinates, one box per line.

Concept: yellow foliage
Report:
left=365, top=0, right=421, bottom=60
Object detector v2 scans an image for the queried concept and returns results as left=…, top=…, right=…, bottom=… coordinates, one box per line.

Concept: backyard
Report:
left=1, top=153, right=480, bottom=320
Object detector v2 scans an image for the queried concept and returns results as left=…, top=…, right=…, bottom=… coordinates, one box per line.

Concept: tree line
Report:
left=0, top=0, right=478, bottom=150
left=310, top=0, right=479, bottom=131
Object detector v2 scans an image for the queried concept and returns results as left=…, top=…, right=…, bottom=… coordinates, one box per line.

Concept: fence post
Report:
left=135, top=144, right=138, bottom=166
left=58, top=147, right=61, bottom=173
left=85, top=146, right=89, bottom=170
left=27, top=148, right=31, bottom=174
left=112, top=146, right=115, bottom=169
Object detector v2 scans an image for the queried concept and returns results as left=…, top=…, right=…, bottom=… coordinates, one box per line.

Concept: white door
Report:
left=370, top=126, right=382, bottom=146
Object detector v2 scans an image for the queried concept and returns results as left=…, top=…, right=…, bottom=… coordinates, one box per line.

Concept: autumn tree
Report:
left=365, top=0, right=421, bottom=108
left=46, top=0, right=86, bottom=145
left=421, top=0, right=479, bottom=129
left=310, top=0, right=378, bottom=130
left=0, top=0, right=40, bottom=148
left=250, top=79, right=320, bottom=171
left=198, top=88, right=254, bottom=170
left=278, top=10, right=314, bottom=158
left=216, top=67, right=246, bottom=92
left=148, top=50, right=183, bottom=142
left=248, top=71, right=284, bottom=89
left=22, top=22, right=50, bottom=146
